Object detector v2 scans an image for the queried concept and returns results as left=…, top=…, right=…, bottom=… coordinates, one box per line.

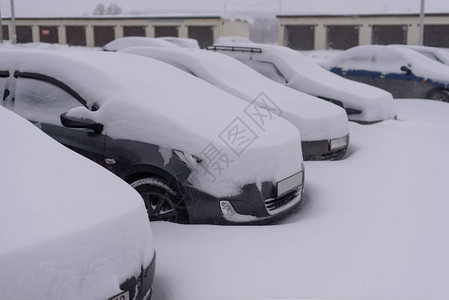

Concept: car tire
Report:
left=130, top=177, right=189, bottom=223
left=427, top=89, right=449, bottom=102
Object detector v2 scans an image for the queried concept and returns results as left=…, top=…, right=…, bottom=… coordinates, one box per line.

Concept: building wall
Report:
left=278, top=14, right=449, bottom=50
left=1, top=16, right=249, bottom=48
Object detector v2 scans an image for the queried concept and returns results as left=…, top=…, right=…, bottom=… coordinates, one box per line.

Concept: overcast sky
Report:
left=0, top=0, right=448, bottom=17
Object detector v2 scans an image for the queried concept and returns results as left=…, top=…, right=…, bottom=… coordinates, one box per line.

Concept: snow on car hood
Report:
left=0, top=49, right=303, bottom=197
left=103, top=36, right=179, bottom=51
left=120, top=46, right=349, bottom=141
left=214, top=43, right=397, bottom=123
left=0, top=106, right=154, bottom=300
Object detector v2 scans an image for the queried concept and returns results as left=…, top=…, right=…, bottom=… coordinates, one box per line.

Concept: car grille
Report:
left=320, top=147, right=347, bottom=160
left=264, top=188, right=299, bottom=212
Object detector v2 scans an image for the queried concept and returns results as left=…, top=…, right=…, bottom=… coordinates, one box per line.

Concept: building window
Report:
left=424, top=25, right=449, bottom=48
left=284, top=25, right=314, bottom=50
left=123, top=26, right=146, bottom=37
left=66, top=26, right=86, bottom=46
left=372, top=25, right=407, bottom=45
left=327, top=25, right=359, bottom=50
left=39, top=26, right=58, bottom=44
left=154, top=26, right=178, bottom=38
left=16, top=26, right=33, bottom=43
left=94, top=26, right=115, bottom=47
left=188, top=26, right=213, bottom=48
left=2, top=25, right=8, bottom=40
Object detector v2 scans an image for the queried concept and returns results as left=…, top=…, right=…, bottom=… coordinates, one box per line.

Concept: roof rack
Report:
left=206, top=45, right=262, bottom=53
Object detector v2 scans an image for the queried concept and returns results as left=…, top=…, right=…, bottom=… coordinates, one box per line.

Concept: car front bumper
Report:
left=182, top=171, right=305, bottom=225
left=302, top=134, right=349, bottom=161
left=111, top=253, right=156, bottom=300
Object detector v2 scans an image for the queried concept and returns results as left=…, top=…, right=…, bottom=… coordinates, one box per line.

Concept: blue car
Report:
left=323, top=45, right=449, bottom=102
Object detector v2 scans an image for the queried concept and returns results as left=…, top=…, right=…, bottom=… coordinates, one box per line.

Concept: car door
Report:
left=1, top=71, right=106, bottom=166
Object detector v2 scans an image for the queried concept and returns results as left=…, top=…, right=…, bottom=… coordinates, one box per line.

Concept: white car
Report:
left=208, top=43, right=397, bottom=123
left=120, top=46, right=350, bottom=160
left=103, top=36, right=179, bottom=51
left=0, top=49, right=304, bottom=224
left=0, top=106, right=155, bottom=300
left=323, top=45, right=449, bottom=102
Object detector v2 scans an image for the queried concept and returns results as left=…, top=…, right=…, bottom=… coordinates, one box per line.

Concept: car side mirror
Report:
left=60, top=107, right=103, bottom=133
left=400, top=65, right=412, bottom=75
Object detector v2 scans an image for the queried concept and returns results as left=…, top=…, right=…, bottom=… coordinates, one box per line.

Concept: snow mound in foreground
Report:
left=0, top=106, right=154, bottom=300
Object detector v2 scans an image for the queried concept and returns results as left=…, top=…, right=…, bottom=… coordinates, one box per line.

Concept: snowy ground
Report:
left=150, top=99, right=449, bottom=300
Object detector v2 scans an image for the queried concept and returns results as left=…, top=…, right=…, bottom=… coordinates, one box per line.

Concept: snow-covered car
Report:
left=323, top=45, right=449, bottom=102
left=158, top=37, right=200, bottom=48
left=120, top=46, right=350, bottom=160
left=0, top=105, right=155, bottom=300
left=396, top=45, right=449, bottom=65
left=0, top=49, right=304, bottom=225
left=103, top=36, right=179, bottom=51
left=208, top=43, right=397, bottom=124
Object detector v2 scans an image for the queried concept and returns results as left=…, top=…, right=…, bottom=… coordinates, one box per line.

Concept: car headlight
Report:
left=329, top=135, right=349, bottom=151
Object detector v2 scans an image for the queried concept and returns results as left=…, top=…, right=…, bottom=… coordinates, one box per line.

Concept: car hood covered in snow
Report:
left=120, top=46, right=349, bottom=141
left=0, top=106, right=154, bottom=300
left=213, top=43, right=397, bottom=123
left=0, top=49, right=303, bottom=198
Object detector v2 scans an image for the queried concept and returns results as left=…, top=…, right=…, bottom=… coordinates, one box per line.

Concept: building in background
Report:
left=0, top=15, right=250, bottom=48
left=278, top=13, right=449, bottom=50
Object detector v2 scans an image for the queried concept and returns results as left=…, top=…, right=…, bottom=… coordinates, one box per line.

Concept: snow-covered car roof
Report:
left=120, top=46, right=349, bottom=141
left=0, top=49, right=302, bottom=198
left=211, top=43, right=397, bottom=123
left=395, top=45, right=449, bottom=65
left=103, top=36, right=179, bottom=51
left=323, top=45, right=449, bottom=83
left=158, top=37, right=200, bottom=49
left=0, top=106, right=154, bottom=299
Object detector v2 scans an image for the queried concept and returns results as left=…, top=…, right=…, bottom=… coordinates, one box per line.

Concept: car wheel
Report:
left=130, top=177, right=189, bottom=223
left=427, top=89, right=449, bottom=102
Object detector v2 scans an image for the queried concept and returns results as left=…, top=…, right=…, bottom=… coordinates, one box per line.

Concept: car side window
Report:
left=243, top=59, right=288, bottom=84
left=3, top=77, right=82, bottom=125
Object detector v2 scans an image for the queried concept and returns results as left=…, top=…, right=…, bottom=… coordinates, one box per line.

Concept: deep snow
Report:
left=149, top=99, right=449, bottom=300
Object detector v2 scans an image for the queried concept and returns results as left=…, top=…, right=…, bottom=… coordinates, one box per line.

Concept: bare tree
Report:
left=106, top=3, right=122, bottom=15
left=93, top=3, right=106, bottom=15
left=93, top=3, right=122, bottom=15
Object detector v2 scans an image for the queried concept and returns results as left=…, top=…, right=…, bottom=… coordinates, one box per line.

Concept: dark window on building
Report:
left=284, top=25, right=314, bottom=50
left=188, top=26, right=213, bottom=48
left=39, top=26, right=58, bottom=44
left=123, top=26, right=146, bottom=37
left=94, top=26, right=115, bottom=47
left=16, top=26, right=33, bottom=43
left=66, top=26, right=86, bottom=46
left=2, top=25, right=8, bottom=40
left=327, top=25, right=359, bottom=50
left=154, top=26, right=178, bottom=38
left=424, top=25, right=449, bottom=48
left=372, top=25, right=407, bottom=45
